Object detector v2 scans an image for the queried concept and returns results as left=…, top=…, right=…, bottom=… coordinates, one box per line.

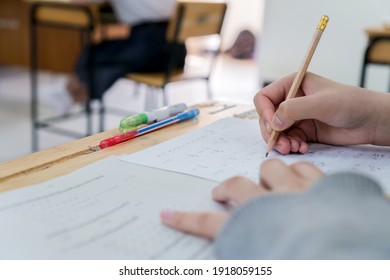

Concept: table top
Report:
left=0, top=102, right=255, bottom=193
left=364, top=26, right=390, bottom=37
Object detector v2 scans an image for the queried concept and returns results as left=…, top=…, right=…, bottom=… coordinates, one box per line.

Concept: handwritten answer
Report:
left=122, top=118, right=390, bottom=194
left=0, top=156, right=221, bottom=259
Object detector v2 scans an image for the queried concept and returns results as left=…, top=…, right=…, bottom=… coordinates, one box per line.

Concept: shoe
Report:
left=225, top=29, right=256, bottom=59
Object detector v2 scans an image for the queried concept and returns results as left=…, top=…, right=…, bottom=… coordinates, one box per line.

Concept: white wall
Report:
left=222, top=0, right=264, bottom=50
left=258, top=0, right=390, bottom=92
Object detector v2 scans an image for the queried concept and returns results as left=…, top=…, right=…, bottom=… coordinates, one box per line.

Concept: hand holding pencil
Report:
left=255, top=14, right=390, bottom=155
left=264, top=15, right=329, bottom=157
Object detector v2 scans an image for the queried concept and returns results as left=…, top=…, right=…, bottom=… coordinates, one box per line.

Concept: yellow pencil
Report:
left=265, top=15, right=329, bottom=157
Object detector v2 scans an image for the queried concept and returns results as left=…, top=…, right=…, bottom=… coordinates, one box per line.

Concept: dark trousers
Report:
left=75, top=22, right=186, bottom=99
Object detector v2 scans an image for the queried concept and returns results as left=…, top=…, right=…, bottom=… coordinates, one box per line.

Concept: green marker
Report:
left=119, top=103, right=187, bottom=132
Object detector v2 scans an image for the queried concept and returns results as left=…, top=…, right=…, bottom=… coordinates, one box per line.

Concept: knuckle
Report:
left=262, top=158, right=283, bottom=171
left=278, top=101, right=294, bottom=119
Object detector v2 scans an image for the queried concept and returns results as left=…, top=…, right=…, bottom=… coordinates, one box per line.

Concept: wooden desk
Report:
left=360, top=26, right=390, bottom=91
left=0, top=102, right=255, bottom=193
left=364, top=26, right=390, bottom=38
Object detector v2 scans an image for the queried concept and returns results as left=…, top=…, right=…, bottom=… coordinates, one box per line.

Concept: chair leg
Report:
left=360, top=62, right=367, bottom=88
left=85, top=100, right=93, bottom=136
left=31, top=66, right=39, bottom=152
left=98, top=98, right=105, bottom=132
left=31, top=10, right=39, bottom=152
left=206, top=78, right=213, bottom=100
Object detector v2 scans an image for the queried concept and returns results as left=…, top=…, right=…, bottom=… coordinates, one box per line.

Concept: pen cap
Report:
left=149, top=103, right=187, bottom=122
left=165, top=103, right=187, bottom=115
left=119, top=113, right=148, bottom=132
left=177, top=108, right=200, bottom=121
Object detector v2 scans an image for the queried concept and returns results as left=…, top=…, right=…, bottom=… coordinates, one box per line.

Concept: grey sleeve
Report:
left=214, top=172, right=390, bottom=259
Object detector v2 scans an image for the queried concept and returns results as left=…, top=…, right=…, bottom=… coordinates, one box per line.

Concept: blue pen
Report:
left=136, top=108, right=200, bottom=136
left=90, top=108, right=200, bottom=151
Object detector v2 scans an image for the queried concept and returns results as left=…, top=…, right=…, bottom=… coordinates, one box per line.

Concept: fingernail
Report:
left=275, top=144, right=282, bottom=152
left=161, top=210, right=175, bottom=222
left=273, top=114, right=284, bottom=129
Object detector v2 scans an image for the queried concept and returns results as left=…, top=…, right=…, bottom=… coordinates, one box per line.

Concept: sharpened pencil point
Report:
left=265, top=152, right=269, bottom=158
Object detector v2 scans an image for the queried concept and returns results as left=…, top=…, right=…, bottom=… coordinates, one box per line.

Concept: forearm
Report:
left=215, top=172, right=390, bottom=259
left=371, top=91, right=390, bottom=146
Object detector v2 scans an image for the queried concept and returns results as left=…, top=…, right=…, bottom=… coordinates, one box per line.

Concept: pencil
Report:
left=265, top=15, right=329, bottom=157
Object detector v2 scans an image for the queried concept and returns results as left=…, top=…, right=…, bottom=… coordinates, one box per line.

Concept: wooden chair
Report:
left=127, top=0, right=227, bottom=108
left=30, top=2, right=98, bottom=152
left=360, top=29, right=390, bottom=91
left=30, top=2, right=120, bottom=151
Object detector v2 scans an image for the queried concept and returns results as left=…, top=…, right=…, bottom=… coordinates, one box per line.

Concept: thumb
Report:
left=271, top=95, right=324, bottom=131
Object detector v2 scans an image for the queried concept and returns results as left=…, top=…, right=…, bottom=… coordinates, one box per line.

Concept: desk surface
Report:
left=0, top=102, right=255, bottom=193
left=364, top=26, right=390, bottom=37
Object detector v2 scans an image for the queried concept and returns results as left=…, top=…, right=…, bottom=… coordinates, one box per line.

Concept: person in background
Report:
left=160, top=72, right=390, bottom=259
left=47, top=0, right=186, bottom=113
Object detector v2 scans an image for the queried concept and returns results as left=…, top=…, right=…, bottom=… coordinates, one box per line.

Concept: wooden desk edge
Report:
left=0, top=102, right=255, bottom=192
left=364, top=26, right=390, bottom=37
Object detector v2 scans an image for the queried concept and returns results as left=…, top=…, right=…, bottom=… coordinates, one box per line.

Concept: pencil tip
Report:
left=265, top=152, right=269, bottom=158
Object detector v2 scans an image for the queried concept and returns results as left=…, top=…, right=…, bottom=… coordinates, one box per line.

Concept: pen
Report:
left=91, top=108, right=200, bottom=151
left=265, top=15, right=329, bottom=157
left=119, top=103, right=187, bottom=132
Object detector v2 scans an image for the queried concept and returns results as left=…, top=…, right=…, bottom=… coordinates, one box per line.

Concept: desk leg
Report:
left=83, top=30, right=94, bottom=136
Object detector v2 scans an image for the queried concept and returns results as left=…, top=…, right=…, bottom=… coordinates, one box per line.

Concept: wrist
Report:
left=371, top=92, right=390, bottom=145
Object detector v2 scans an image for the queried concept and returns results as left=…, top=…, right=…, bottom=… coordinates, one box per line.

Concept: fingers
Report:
left=260, top=158, right=323, bottom=192
left=260, top=159, right=298, bottom=192
left=272, top=94, right=331, bottom=131
left=255, top=73, right=345, bottom=154
left=161, top=159, right=325, bottom=239
left=212, top=176, right=267, bottom=205
left=160, top=177, right=266, bottom=239
left=290, top=161, right=324, bottom=181
left=160, top=210, right=228, bottom=239
left=255, top=74, right=296, bottom=142
left=268, top=133, right=309, bottom=155
left=255, top=74, right=314, bottom=153
left=254, top=74, right=296, bottom=113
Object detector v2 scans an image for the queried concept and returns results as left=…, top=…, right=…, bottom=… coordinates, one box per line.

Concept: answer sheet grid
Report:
left=121, top=118, right=390, bottom=194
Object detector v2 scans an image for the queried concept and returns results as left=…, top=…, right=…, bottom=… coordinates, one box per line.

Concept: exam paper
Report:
left=121, top=118, right=390, bottom=194
left=0, top=156, right=222, bottom=259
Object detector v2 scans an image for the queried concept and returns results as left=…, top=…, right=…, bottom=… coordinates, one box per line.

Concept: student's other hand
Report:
left=160, top=159, right=323, bottom=239
left=255, top=72, right=390, bottom=154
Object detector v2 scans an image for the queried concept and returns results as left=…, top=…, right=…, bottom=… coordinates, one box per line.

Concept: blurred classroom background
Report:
left=1, top=0, right=390, bottom=163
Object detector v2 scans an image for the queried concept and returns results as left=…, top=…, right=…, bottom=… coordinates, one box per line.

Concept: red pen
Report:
left=90, top=130, right=138, bottom=151
left=90, top=108, right=199, bottom=151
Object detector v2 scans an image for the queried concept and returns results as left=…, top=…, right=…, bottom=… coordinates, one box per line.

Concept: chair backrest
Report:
left=166, top=0, right=227, bottom=43
left=31, top=2, right=95, bottom=30
left=364, top=36, right=390, bottom=64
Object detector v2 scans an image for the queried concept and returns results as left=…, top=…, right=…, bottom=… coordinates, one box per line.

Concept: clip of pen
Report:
left=90, top=108, right=200, bottom=151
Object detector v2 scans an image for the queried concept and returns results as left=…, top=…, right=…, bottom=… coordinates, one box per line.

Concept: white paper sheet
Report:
left=3, top=117, right=389, bottom=259
left=121, top=118, right=390, bottom=194
left=0, top=156, right=222, bottom=259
